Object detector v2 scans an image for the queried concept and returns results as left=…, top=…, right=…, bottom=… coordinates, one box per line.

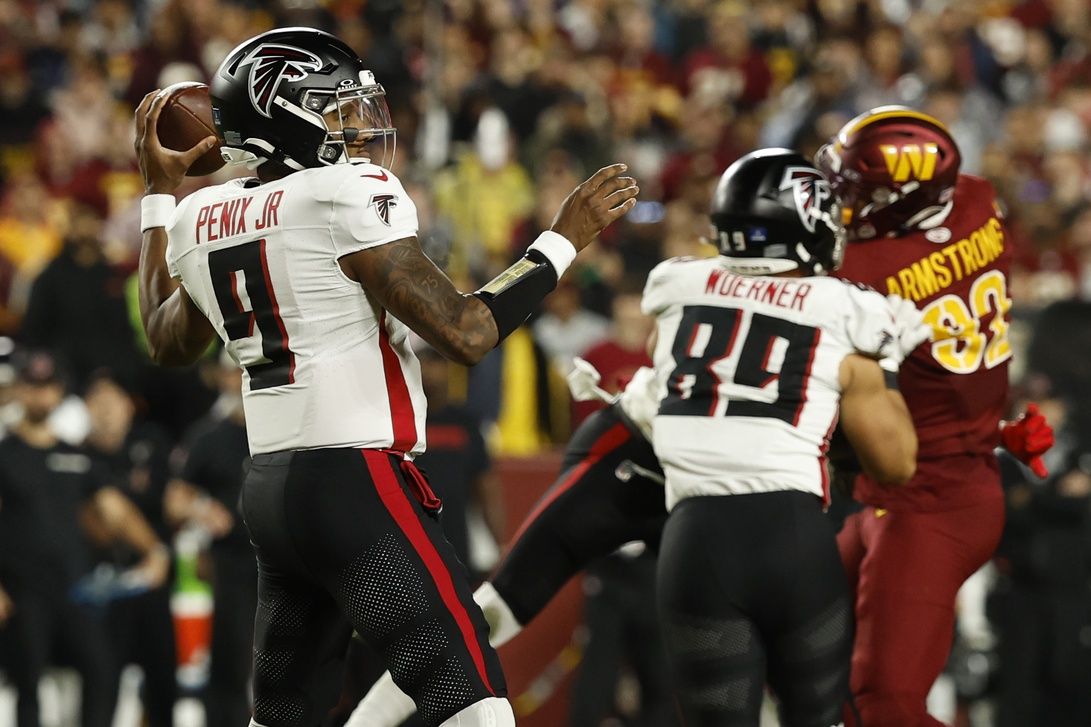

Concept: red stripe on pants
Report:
left=377, top=311, right=417, bottom=451
left=508, top=422, right=632, bottom=546
left=362, top=450, right=494, bottom=694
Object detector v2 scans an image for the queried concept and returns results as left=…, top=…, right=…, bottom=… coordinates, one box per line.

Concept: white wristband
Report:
left=141, top=194, right=176, bottom=233
left=528, top=230, right=578, bottom=278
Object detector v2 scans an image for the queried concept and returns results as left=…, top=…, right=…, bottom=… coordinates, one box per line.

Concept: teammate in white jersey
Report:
left=645, top=149, right=922, bottom=727
left=133, top=27, right=637, bottom=727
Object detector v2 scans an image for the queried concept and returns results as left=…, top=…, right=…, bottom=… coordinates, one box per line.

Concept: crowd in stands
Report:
left=0, top=0, right=1088, bottom=724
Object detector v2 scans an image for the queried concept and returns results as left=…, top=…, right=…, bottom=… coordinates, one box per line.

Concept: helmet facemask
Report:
left=303, top=76, right=396, bottom=168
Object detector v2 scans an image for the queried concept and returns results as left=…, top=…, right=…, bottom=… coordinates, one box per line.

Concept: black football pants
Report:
left=240, top=448, right=505, bottom=727
left=658, top=491, right=853, bottom=727
left=490, top=404, right=667, bottom=624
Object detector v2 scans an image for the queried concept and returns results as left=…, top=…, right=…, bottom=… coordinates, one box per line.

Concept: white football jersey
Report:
left=166, top=161, right=426, bottom=455
left=617, top=366, right=657, bottom=441
left=642, top=257, right=895, bottom=509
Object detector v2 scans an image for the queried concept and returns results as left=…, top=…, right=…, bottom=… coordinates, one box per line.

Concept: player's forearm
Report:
left=400, top=290, right=499, bottom=367
left=855, top=391, right=916, bottom=485
left=138, top=227, right=183, bottom=362
left=138, top=228, right=211, bottom=365
left=348, top=238, right=500, bottom=365
left=880, top=390, right=917, bottom=480
left=380, top=285, right=498, bottom=366
left=839, top=357, right=917, bottom=485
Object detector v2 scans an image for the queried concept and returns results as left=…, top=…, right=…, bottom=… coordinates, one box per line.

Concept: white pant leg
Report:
left=344, top=670, right=416, bottom=727
left=438, top=697, right=515, bottom=727
left=346, top=583, right=523, bottom=727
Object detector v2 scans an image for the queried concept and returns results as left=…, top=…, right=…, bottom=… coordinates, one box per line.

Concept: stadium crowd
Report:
left=0, top=0, right=1088, bottom=725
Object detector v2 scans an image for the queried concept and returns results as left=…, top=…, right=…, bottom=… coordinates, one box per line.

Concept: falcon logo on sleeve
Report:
left=241, top=44, right=324, bottom=118
left=780, top=167, right=833, bottom=234
left=369, top=194, right=398, bottom=226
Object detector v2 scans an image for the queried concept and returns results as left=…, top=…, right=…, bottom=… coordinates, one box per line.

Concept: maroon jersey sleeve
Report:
left=835, top=175, right=1011, bottom=511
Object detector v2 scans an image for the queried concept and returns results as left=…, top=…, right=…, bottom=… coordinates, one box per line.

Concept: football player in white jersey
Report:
left=645, top=149, right=923, bottom=727
left=132, top=27, right=637, bottom=727
left=346, top=364, right=665, bottom=727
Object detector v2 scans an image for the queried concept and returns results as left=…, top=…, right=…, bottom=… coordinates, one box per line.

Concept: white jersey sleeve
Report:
left=838, top=283, right=897, bottom=360
left=616, top=366, right=659, bottom=441
left=330, top=165, right=419, bottom=257
left=641, top=257, right=689, bottom=316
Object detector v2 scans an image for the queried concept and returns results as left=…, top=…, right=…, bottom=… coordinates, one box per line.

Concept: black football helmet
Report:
left=210, top=27, right=395, bottom=171
left=709, top=149, right=845, bottom=275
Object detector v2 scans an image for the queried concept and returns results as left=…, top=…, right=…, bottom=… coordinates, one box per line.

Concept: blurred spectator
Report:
left=760, top=39, right=858, bottom=151
left=0, top=0, right=1089, bottom=720
left=1027, top=298, right=1091, bottom=439
left=0, top=55, right=51, bottom=149
left=683, top=1, right=772, bottom=107
left=0, top=350, right=169, bottom=727
left=123, top=2, right=205, bottom=108
left=83, top=371, right=176, bottom=727
left=992, top=423, right=1091, bottom=727
left=416, top=346, right=504, bottom=573
left=571, top=282, right=653, bottom=426
left=0, top=248, right=22, bottom=335
left=166, top=357, right=254, bottom=727
left=21, top=203, right=139, bottom=389
left=0, top=174, right=62, bottom=278
left=434, top=108, right=535, bottom=277
left=532, top=279, right=610, bottom=376
left=569, top=549, right=678, bottom=727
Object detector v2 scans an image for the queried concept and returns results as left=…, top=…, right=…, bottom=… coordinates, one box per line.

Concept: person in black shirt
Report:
left=83, top=370, right=176, bottom=727
left=0, top=351, right=170, bottom=727
left=415, top=346, right=503, bottom=571
left=20, top=204, right=139, bottom=389
left=166, top=359, right=254, bottom=727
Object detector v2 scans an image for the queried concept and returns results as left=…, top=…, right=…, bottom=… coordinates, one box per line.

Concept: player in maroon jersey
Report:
left=817, top=107, right=1054, bottom=726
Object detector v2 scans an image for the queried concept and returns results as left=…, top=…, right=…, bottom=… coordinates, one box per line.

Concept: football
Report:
left=154, top=81, right=225, bottom=177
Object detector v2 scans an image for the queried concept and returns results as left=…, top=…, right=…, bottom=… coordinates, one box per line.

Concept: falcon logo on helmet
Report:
left=242, top=44, right=324, bottom=118
left=708, top=149, right=845, bottom=276
left=781, top=167, right=832, bottom=234
left=369, top=194, right=397, bottom=226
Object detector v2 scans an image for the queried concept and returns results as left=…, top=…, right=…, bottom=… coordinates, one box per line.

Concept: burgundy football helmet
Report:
left=815, top=106, right=961, bottom=240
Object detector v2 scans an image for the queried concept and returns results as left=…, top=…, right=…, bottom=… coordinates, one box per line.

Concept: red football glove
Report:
left=1000, top=403, right=1055, bottom=478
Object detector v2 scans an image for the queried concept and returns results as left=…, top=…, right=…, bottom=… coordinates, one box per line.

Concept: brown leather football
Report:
left=154, top=82, right=225, bottom=177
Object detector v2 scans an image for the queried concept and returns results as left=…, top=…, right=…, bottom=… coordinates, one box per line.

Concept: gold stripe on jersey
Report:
left=884, top=217, right=1005, bottom=302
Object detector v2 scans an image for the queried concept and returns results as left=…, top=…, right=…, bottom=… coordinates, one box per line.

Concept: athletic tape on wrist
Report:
left=474, top=249, right=559, bottom=343
left=528, top=230, right=577, bottom=278
left=141, top=194, right=176, bottom=233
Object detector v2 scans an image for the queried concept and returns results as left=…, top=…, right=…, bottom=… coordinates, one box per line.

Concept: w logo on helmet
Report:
left=241, top=44, right=324, bottom=118
left=369, top=194, right=397, bottom=226
left=880, top=143, right=939, bottom=182
left=780, top=167, right=832, bottom=234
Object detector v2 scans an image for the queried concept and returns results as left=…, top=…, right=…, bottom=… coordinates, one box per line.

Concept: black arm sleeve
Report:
left=472, top=249, right=558, bottom=343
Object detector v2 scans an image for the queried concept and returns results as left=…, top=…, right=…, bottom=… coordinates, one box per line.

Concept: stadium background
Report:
left=0, top=0, right=1089, bottom=725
